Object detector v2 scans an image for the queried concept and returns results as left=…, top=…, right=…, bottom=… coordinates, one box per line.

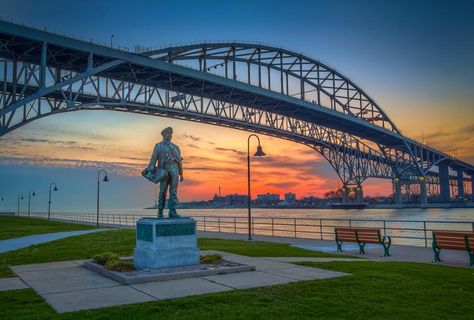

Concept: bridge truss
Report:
left=0, top=21, right=472, bottom=203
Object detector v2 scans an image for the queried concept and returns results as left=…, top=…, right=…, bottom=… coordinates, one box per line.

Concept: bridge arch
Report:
left=145, top=42, right=400, bottom=133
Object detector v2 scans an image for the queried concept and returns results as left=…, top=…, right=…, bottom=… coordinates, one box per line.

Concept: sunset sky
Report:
left=0, top=0, right=473, bottom=211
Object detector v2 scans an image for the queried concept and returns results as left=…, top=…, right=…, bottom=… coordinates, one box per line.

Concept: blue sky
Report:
left=0, top=0, right=473, bottom=212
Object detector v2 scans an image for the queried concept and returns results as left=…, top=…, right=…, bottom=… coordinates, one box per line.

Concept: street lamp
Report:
left=17, top=194, right=23, bottom=216
left=48, top=183, right=59, bottom=221
left=27, top=189, right=36, bottom=217
left=97, top=169, right=109, bottom=226
left=110, top=34, right=114, bottom=47
left=247, top=134, right=266, bottom=241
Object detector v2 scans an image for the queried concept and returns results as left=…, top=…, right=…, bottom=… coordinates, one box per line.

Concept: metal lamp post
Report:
left=27, top=189, right=36, bottom=217
left=96, top=169, right=109, bottom=226
left=17, top=194, right=23, bottom=216
left=48, top=183, right=58, bottom=221
left=247, top=134, right=266, bottom=241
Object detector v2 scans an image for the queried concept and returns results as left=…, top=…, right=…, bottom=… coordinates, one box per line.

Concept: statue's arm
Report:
left=148, top=144, right=158, bottom=169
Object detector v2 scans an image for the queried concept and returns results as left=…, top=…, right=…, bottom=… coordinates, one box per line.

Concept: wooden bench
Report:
left=432, top=231, right=474, bottom=266
left=335, top=227, right=391, bottom=256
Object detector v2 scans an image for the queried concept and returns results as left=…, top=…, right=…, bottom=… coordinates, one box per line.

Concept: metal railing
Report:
left=18, top=212, right=474, bottom=248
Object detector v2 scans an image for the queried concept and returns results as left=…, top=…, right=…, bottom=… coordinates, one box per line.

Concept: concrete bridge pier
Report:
left=457, top=170, right=465, bottom=201
left=439, top=163, right=450, bottom=202
left=419, top=176, right=427, bottom=204
left=393, top=178, right=402, bottom=204
left=355, top=185, right=364, bottom=204
left=341, top=186, right=349, bottom=204
left=471, top=177, right=474, bottom=202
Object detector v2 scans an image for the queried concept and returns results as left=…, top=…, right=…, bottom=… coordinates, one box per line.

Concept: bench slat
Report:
left=435, top=244, right=468, bottom=251
left=436, top=239, right=466, bottom=246
left=436, top=243, right=466, bottom=249
left=357, top=237, right=381, bottom=243
left=337, top=236, right=357, bottom=241
left=433, top=231, right=474, bottom=237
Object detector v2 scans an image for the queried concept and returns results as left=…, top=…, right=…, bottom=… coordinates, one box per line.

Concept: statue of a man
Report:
left=147, top=127, right=184, bottom=218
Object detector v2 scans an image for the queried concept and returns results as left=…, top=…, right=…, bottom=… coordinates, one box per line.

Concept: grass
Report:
left=0, top=216, right=96, bottom=240
left=0, top=261, right=473, bottom=319
left=198, top=238, right=355, bottom=258
left=0, top=230, right=349, bottom=278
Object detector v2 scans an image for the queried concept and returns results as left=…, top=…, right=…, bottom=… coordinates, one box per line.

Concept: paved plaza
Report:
left=2, top=250, right=349, bottom=313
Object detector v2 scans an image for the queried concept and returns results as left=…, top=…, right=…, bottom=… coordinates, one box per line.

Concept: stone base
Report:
left=134, top=248, right=200, bottom=269
left=133, top=217, right=200, bottom=269
left=83, top=259, right=255, bottom=285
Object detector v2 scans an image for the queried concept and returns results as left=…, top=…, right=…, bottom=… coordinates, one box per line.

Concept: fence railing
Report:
left=17, top=212, right=474, bottom=247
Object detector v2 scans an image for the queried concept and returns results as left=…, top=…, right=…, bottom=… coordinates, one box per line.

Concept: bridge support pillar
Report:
left=419, top=176, right=427, bottom=205
left=393, top=178, right=402, bottom=204
left=341, top=186, right=349, bottom=205
left=439, top=163, right=450, bottom=202
left=471, top=177, right=474, bottom=202
left=457, top=171, right=465, bottom=201
left=355, top=185, right=363, bottom=205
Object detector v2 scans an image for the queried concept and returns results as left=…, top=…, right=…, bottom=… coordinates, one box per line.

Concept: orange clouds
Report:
left=2, top=108, right=456, bottom=202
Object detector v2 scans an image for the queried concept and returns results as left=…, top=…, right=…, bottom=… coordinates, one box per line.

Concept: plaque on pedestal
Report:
left=133, top=217, right=200, bottom=269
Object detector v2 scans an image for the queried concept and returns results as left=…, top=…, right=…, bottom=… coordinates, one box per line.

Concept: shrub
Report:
left=92, top=252, right=119, bottom=266
left=200, top=254, right=223, bottom=264
left=105, top=260, right=135, bottom=272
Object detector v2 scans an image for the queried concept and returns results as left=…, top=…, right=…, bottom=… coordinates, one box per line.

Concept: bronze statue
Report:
left=145, top=127, right=184, bottom=218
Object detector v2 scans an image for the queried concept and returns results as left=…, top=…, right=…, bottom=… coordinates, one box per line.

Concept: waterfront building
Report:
left=284, top=192, right=296, bottom=204
left=212, top=193, right=248, bottom=206
left=256, top=193, right=280, bottom=205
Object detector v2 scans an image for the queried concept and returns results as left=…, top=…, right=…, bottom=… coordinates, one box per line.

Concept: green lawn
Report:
left=0, top=230, right=348, bottom=278
left=0, top=216, right=96, bottom=240
left=0, top=261, right=472, bottom=319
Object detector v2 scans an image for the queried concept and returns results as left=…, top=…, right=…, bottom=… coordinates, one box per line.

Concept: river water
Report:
left=95, top=207, right=474, bottom=222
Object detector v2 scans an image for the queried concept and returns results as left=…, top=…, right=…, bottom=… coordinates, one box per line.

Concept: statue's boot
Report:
left=157, top=209, right=164, bottom=218
left=169, top=209, right=181, bottom=219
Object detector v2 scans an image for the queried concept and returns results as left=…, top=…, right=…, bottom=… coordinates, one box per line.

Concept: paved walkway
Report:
left=4, top=251, right=349, bottom=313
left=197, top=231, right=473, bottom=268
left=0, top=229, right=110, bottom=253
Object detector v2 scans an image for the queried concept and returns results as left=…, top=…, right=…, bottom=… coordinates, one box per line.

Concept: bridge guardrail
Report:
left=13, top=212, right=474, bottom=248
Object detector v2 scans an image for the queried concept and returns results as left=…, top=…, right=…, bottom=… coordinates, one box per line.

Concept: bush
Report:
left=93, top=252, right=119, bottom=266
left=105, top=260, right=135, bottom=272
left=200, top=254, right=223, bottom=264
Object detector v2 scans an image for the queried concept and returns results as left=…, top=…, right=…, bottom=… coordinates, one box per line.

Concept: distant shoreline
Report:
left=144, top=203, right=474, bottom=210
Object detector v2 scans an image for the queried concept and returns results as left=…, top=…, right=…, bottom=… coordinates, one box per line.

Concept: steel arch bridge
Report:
left=0, top=21, right=472, bottom=203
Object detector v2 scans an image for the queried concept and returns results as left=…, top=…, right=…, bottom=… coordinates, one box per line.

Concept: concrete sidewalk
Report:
left=0, top=229, right=111, bottom=253
left=6, top=250, right=350, bottom=313
left=197, top=231, right=474, bottom=268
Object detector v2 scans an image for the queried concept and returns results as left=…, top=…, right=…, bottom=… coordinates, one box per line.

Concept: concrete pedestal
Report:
left=419, top=177, right=427, bottom=204
left=355, top=186, right=364, bottom=204
left=134, top=217, right=200, bottom=269
left=393, top=179, right=402, bottom=204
